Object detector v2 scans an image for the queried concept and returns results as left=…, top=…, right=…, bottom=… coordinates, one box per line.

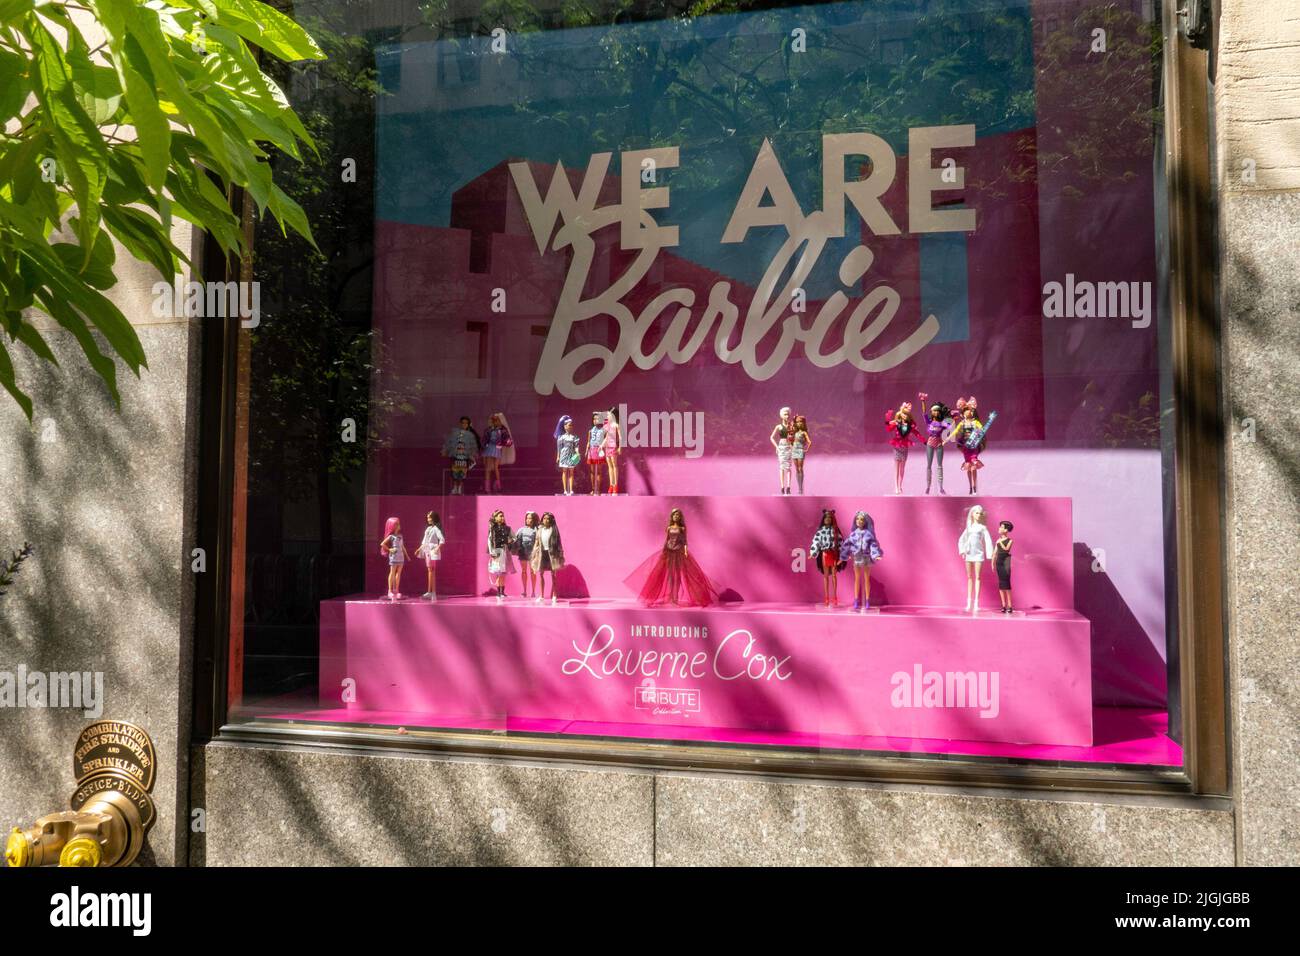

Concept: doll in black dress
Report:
left=995, top=520, right=1014, bottom=612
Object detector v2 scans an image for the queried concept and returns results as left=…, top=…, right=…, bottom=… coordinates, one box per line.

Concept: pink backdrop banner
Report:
left=320, top=598, right=1092, bottom=747
left=366, top=494, right=1073, bottom=610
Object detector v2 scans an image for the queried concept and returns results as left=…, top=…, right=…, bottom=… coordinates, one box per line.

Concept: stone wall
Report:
left=0, top=241, right=200, bottom=867
left=1216, top=0, right=1300, bottom=867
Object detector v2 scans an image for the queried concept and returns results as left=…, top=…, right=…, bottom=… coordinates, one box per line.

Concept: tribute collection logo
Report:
left=510, top=128, right=979, bottom=399
left=634, top=680, right=702, bottom=716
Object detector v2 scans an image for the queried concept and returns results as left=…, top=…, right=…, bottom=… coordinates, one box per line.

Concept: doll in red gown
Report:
left=625, top=508, right=722, bottom=607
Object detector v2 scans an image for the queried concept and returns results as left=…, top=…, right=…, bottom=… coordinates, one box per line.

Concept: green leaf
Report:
left=9, top=316, right=58, bottom=366
left=103, top=146, right=153, bottom=206
left=223, top=0, right=326, bottom=62
left=33, top=288, right=121, bottom=406
left=110, top=0, right=237, bottom=178
left=0, top=194, right=52, bottom=248
left=66, top=37, right=123, bottom=125
left=166, top=163, right=242, bottom=254
left=2, top=133, right=47, bottom=205
left=119, top=53, right=172, bottom=191
left=52, top=227, right=117, bottom=290
left=0, top=49, right=29, bottom=123
left=266, top=181, right=315, bottom=247
left=42, top=266, right=146, bottom=373
left=202, top=22, right=279, bottom=108
left=26, top=15, right=109, bottom=263
left=0, top=341, right=34, bottom=419
left=0, top=0, right=35, bottom=24
left=102, top=204, right=181, bottom=280
left=21, top=174, right=65, bottom=232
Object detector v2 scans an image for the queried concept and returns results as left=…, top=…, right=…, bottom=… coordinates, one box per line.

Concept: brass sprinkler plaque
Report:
left=72, top=720, right=156, bottom=792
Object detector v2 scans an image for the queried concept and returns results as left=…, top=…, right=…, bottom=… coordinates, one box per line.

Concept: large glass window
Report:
left=228, top=0, right=1182, bottom=772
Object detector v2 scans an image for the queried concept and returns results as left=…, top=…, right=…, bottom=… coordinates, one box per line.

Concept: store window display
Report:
left=235, top=0, right=1184, bottom=772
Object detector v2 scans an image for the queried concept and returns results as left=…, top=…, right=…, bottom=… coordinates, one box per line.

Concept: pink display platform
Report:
left=367, top=494, right=1073, bottom=611
left=320, top=595, right=1094, bottom=748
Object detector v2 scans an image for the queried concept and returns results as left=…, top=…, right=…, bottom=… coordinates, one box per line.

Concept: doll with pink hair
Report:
left=884, top=402, right=918, bottom=494
left=379, top=517, right=410, bottom=600
left=602, top=407, right=621, bottom=494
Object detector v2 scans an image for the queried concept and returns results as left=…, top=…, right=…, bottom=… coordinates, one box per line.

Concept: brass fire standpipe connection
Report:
left=6, top=720, right=157, bottom=868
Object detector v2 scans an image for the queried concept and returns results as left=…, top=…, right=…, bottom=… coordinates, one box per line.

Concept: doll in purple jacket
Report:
left=839, top=510, right=884, bottom=611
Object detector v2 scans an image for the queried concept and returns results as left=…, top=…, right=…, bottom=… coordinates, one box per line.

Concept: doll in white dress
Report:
left=957, top=504, right=994, bottom=612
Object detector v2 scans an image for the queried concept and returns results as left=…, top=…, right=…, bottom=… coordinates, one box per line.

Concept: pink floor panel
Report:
left=256, top=704, right=1181, bottom=766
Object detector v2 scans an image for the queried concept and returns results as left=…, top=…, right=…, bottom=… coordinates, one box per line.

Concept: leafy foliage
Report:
left=0, top=0, right=323, bottom=417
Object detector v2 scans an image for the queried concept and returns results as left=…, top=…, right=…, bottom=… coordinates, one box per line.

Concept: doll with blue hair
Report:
left=839, top=511, right=884, bottom=610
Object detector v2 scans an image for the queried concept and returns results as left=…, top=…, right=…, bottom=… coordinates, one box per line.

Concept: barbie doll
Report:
left=513, top=511, right=539, bottom=599
left=530, top=511, right=566, bottom=605
left=839, top=510, right=883, bottom=611
left=585, top=412, right=606, bottom=495
left=957, top=504, right=994, bottom=612
left=769, top=406, right=794, bottom=495
left=481, top=413, right=513, bottom=493
left=885, top=403, right=918, bottom=494
left=625, top=508, right=721, bottom=607
left=441, top=416, right=480, bottom=495
left=414, top=511, right=445, bottom=600
left=951, top=398, right=985, bottom=494
left=555, top=415, right=581, bottom=495
left=809, top=508, right=846, bottom=608
left=603, top=407, right=621, bottom=494
left=486, top=509, right=515, bottom=602
left=791, top=414, right=812, bottom=494
left=917, top=392, right=953, bottom=495
left=379, top=517, right=410, bottom=600
left=994, top=520, right=1014, bottom=612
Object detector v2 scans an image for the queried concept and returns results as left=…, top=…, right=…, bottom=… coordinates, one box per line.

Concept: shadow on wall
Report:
left=1073, top=542, right=1167, bottom=708
left=0, top=323, right=195, bottom=866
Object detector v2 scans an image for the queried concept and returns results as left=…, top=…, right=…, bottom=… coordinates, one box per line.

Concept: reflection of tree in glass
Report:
left=416, top=0, right=1037, bottom=207
left=251, top=8, right=417, bottom=554
left=1035, top=6, right=1163, bottom=197
left=1080, top=383, right=1160, bottom=449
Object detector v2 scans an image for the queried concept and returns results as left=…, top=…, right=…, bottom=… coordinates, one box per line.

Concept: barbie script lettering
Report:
left=509, top=128, right=979, bottom=399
